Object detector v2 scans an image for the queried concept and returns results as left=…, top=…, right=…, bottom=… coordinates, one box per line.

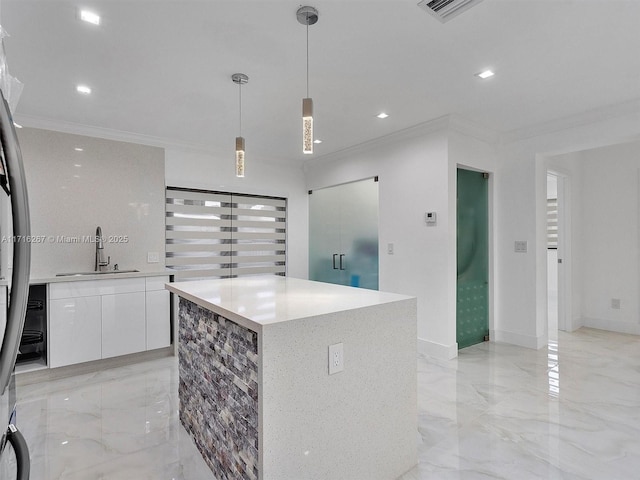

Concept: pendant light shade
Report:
left=302, top=97, right=313, bottom=154
left=297, top=6, right=318, bottom=155
left=235, top=136, right=245, bottom=178
left=232, top=73, right=249, bottom=177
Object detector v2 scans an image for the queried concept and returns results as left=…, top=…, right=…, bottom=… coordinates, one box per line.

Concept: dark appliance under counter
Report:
left=16, top=284, right=46, bottom=370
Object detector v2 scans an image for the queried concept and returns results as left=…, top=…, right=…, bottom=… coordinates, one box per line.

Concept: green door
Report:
left=456, top=169, right=489, bottom=349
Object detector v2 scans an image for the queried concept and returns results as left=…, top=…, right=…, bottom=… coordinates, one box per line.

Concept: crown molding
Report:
left=14, top=113, right=215, bottom=153
left=305, top=114, right=500, bottom=168
left=13, top=114, right=302, bottom=169
left=305, top=115, right=452, bottom=166
left=500, top=99, right=640, bottom=146
left=447, top=114, right=500, bottom=144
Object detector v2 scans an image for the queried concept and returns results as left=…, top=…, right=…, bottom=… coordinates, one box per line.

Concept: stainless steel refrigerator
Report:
left=0, top=87, right=31, bottom=479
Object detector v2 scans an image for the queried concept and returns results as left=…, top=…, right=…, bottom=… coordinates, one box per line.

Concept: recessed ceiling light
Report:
left=80, top=10, right=101, bottom=25
left=376, top=113, right=389, bottom=119
left=476, top=69, right=494, bottom=79
left=74, top=164, right=82, bottom=167
left=13, top=122, right=22, bottom=129
left=313, top=139, right=322, bottom=144
left=76, top=85, right=91, bottom=95
left=74, top=147, right=84, bottom=152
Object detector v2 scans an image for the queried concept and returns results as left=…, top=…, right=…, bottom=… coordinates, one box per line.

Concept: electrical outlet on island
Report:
left=328, top=343, right=344, bottom=375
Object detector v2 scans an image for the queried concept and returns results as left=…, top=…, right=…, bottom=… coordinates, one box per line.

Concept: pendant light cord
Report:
left=239, top=82, right=242, bottom=136
left=306, top=17, right=309, bottom=97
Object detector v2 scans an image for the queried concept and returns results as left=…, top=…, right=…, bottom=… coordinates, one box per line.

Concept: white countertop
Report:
left=166, top=276, right=414, bottom=331
left=30, top=269, right=174, bottom=284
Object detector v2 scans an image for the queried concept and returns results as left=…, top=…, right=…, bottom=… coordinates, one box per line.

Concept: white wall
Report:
left=304, top=117, right=497, bottom=359
left=495, top=101, right=640, bottom=349
left=18, top=127, right=166, bottom=278
left=164, top=148, right=308, bottom=279
left=547, top=141, right=640, bottom=335
left=576, top=141, right=640, bottom=334
left=494, top=144, right=541, bottom=346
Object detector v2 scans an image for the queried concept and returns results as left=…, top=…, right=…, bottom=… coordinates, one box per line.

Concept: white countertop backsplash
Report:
left=16, top=128, right=166, bottom=280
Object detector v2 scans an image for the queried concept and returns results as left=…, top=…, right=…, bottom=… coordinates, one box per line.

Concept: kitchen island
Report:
left=166, top=276, right=417, bottom=480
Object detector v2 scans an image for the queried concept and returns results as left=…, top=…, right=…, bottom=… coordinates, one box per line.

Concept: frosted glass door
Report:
left=338, top=179, right=379, bottom=289
left=456, top=168, right=489, bottom=349
left=309, top=185, right=343, bottom=285
left=309, top=178, right=379, bottom=290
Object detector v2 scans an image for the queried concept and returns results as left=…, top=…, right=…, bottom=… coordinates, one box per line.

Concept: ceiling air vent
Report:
left=417, top=0, right=485, bottom=23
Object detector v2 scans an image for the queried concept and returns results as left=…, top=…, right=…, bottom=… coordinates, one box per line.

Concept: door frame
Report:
left=546, top=169, right=572, bottom=332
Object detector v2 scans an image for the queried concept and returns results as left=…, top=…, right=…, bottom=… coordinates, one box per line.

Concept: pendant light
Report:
left=297, top=6, right=318, bottom=155
left=232, top=73, right=248, bottom=177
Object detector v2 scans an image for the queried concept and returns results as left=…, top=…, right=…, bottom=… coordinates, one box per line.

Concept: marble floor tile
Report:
left=4, top=327, right=640, bottom=479
left=401, top=327, right=640, bottom=480
left=9, top=357, right=214, bottom=480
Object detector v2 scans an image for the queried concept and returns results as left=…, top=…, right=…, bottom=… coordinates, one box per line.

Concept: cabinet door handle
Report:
left=339, top=254, right=346, bottom=270
left=332, top=254, right=338, bottom=270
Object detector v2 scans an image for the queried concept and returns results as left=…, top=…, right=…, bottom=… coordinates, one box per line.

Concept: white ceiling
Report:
left=2, top=0, right=639, bottom=164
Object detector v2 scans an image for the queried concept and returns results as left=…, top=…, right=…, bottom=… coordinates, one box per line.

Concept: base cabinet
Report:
left=49, top=296, right=102, bottom=368
left=102, top=292, right=146, bottom=358
left=48, top=275, right=171, bottom=368
left=146, top=289, right=170, bottom=349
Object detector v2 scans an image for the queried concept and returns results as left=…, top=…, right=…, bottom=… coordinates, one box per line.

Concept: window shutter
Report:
left=166, top=187, right=286, bottom=280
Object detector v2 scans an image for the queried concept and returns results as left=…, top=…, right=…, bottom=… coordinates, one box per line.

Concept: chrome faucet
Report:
left=95, top=226, right=110, bottom=271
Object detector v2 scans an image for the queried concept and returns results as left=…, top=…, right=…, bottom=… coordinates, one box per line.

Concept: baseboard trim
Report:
left=417, top=337, right=458, bottom=360
left=581, top=317, right=640, bottom=336
left=491, top=329, right=544, bottom=349
left=565, top=317, right=585, bottom=332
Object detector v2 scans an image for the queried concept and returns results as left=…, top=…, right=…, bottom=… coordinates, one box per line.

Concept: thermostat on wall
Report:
left=425, top=212, right=437, bottom=226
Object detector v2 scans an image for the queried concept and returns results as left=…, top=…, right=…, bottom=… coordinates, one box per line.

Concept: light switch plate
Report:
left=147, top=252, right=159, bottom=263
left=425, top=212, right=437, bottom=226
left=328, top=343, right=344, bottom=375
left=514, top=241, right=528, bottom=253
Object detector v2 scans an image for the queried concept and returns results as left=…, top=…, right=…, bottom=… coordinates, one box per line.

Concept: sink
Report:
left=56, top=269, right=140, bottom=277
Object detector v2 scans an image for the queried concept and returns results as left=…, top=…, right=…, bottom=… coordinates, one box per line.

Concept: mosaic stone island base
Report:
left=178, top=299, right=259, bottom=480
left=170, top=276, right=417, bottom=480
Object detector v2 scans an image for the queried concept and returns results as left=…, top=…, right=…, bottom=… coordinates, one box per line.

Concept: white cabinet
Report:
left=49, top=295, right=101, bottom=368
left=146, top=289, right=170, bottom=349
left=145, top=276, right=170, bottom=350
left=48, top=276, right=170, bottom=368
left=102, top=291, right=146, bottom=358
